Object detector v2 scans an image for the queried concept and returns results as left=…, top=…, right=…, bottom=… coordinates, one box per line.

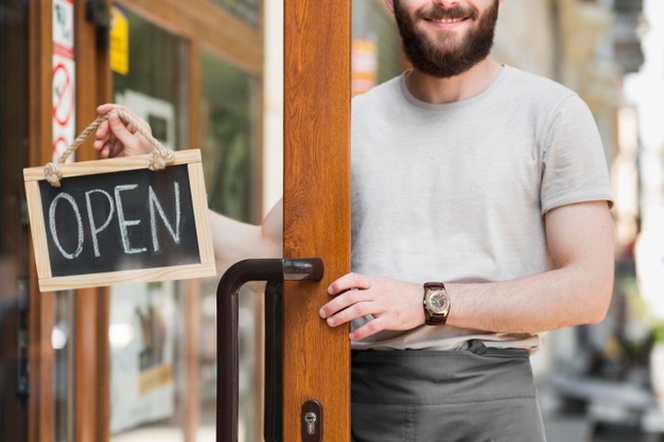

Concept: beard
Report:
left=393, top=0, right=499, bottom=78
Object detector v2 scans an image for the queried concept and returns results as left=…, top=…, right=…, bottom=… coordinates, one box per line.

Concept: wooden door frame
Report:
left=27, top=1, right=55, bottom=440
left=282, top=2, right=352, bottom=441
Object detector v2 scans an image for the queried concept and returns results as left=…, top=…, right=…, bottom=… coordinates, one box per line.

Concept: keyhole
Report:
left=304, top=412, right=317, bottom=435
left=301, top=399, right=322, bottom=441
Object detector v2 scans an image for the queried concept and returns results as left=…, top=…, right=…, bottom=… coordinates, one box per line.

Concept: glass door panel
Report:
left=198, top=49, right=259, bottom=441
left=109, top=8, right=189, bottom=440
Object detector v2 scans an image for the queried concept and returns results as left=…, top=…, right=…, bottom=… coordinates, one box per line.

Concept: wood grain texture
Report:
left=23, top=150, right=203, bottom=181
left=27, top=0, right=54, bottom=440
left=283, top=1, right=351, bottom=441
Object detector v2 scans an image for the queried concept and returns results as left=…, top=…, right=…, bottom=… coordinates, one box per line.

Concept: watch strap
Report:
left=423, top=282, right=449, bottom=325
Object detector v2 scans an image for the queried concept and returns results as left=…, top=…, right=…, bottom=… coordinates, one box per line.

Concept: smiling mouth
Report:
left=427, top=17, right=469, bottom=24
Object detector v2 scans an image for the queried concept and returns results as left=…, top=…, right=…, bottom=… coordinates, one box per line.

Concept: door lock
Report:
left=301, top=400, right=322, bottom=442
left=304, top=412, right=317, bottom=435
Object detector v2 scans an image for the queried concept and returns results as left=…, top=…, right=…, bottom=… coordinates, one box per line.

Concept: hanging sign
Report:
left=23, top=150, right=216, bottom=292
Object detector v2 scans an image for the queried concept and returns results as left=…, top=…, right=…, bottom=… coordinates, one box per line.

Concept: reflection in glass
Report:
left=200, top=50, right=258, bottom=223
left=54, top=291, right=74, bottom=442
left=210, top=0, right=261, bottom=28
left=198, top=50, right=260, bottom=441
left=110, top=10, right=188, bottom=440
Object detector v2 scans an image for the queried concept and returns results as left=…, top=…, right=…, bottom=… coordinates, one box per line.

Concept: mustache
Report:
left=417, top=5, right=478, bottom=21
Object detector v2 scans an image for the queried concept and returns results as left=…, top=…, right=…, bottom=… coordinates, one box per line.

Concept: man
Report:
left=95, top=1, right=614, bottom=440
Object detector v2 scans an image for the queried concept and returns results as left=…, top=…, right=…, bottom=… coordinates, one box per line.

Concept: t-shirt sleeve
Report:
left=540, top=94, right=614, bottom=214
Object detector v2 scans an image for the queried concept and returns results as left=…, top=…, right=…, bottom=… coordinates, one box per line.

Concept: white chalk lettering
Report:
left=148, top=181, right=181, bottom=252
left=85, top=189, right=115, bottom=258
left=114, top=184, right=147, bottom=255
left=49, top=193, right=84, bottom=259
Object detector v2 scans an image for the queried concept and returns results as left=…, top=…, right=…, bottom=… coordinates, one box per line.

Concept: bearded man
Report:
left=95, top=1, right=614, bottom=440
left=319, top=1, right=614, bottom=440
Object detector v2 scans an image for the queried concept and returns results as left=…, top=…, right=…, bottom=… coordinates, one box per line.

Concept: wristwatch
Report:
left=423, top=282, right=451, bottom=325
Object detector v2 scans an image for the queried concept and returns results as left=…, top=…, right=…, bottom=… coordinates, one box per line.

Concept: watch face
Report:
left=426, top=290, right=449, bottom=314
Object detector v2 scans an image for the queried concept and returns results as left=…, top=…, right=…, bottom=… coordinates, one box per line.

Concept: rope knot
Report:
left=149, top=149, right=175, bottom=171
left=44, top=162, right=63, bottom=187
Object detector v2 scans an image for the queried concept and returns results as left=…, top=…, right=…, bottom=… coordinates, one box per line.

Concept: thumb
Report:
left=108, top=113, right=146, bottom=153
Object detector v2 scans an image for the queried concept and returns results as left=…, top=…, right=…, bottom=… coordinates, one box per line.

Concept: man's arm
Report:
left=320, top=200, right=614, bottom=340
left=208, top=200, right=283, bottom=275
left=94, top=104, right=283, bottom=275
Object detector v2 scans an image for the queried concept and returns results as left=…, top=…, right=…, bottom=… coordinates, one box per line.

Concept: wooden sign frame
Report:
left=24, top=149, right=216, bottom=292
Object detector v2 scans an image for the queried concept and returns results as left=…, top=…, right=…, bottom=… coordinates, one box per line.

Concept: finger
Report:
left=103, top=139, right=118, bottom=158
left=99, top=141, right=115, bottom=158
left=96, top=103, right=116, bottom=115
left=93, top=125, right=114, bottom=154
left=349, top=317, right=385, bottom=341
left=98, top=136, right=121, bottom=158
left=327, top=273, right=371, bottom=295
left=95, top=120, right=110, bottom=140
left=107, top=113, right=140, bottom=149
left=110, top=138, right=130, bottom=158
left=319, top=288, right=373, bottom=321
left=92, top=138, right=105, bottom=153
left=324, top=299, right=379, bottom=328
left=110, top=104, right=152, bottom=134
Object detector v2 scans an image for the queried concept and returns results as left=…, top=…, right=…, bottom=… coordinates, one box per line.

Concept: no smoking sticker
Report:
left=52, top=53, right=76, bottom=161
left=52, top=61, right=73, bottom=126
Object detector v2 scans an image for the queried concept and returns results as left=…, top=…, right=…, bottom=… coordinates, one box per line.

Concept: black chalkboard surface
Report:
left=24, top=150, right=216, bottom=291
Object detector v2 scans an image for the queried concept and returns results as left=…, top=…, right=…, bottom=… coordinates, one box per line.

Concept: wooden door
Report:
left=282, top=2, right=352, bottom=441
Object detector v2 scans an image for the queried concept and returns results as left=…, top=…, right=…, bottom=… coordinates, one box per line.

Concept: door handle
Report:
left=216, top=258, right=324, bottom=442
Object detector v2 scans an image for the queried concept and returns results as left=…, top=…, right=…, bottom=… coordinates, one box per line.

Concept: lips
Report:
left=419, top=6, right=476, bottom=24
left=427, top=17, right=468, bottom=24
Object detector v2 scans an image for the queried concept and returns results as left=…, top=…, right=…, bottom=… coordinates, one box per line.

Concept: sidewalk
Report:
left=540, top=375, right=664, bottom=442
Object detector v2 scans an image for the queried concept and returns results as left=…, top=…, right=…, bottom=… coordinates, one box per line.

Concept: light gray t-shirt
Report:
left=350, top=65, right=613, bottom=352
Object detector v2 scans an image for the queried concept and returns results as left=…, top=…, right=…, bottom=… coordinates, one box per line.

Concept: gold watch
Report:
left=423, top=282, right=451, bottom=325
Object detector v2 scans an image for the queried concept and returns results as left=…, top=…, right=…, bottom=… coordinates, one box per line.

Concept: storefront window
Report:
left=198, top=49, right=260, bottom=441
left=109, top=9, right=189, bottom=440
left=200, top=50, right=258, bottom=223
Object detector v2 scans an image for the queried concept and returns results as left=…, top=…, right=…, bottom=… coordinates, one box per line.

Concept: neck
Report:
left=404, top=58, right=503, bottom=104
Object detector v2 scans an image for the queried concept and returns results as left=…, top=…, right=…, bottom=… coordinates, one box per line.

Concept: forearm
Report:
left=322, top=201, right=615, bottom=341
left=446, top=261, right=614, bottom=334
left=444, top=202, right=615, bottom=334
left=208, top=200, right=283, bottom=275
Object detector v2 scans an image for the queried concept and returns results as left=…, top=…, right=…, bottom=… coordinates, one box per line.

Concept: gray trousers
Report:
left=351, top=342, right=547, bottom=442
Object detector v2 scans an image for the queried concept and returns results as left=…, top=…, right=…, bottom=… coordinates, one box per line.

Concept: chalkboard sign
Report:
left=24, top=150, right=216, bottom=291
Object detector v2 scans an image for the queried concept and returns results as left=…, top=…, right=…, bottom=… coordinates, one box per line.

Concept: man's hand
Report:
left=319, top=273, right=425, bottom=341
left=93, top=104, right=153, bottom=158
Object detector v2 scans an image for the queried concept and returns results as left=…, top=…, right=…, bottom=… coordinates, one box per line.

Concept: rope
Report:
left=44, top=108, right=175, bottom=187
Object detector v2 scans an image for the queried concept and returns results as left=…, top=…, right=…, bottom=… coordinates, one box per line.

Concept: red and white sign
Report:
left=52, top=60, right=74, bottom=126
left=52, top=0, right=75, bottom=162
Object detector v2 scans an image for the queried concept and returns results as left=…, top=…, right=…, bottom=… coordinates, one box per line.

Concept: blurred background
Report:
left=1, top=0, right=663, bottom=441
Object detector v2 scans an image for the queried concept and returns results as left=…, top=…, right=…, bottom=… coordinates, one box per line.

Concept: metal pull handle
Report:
left=216, top=258, right=324, bottom=442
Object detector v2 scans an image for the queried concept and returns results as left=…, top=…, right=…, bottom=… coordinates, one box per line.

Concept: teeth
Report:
left=434, top=18, right=464, bottom=24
